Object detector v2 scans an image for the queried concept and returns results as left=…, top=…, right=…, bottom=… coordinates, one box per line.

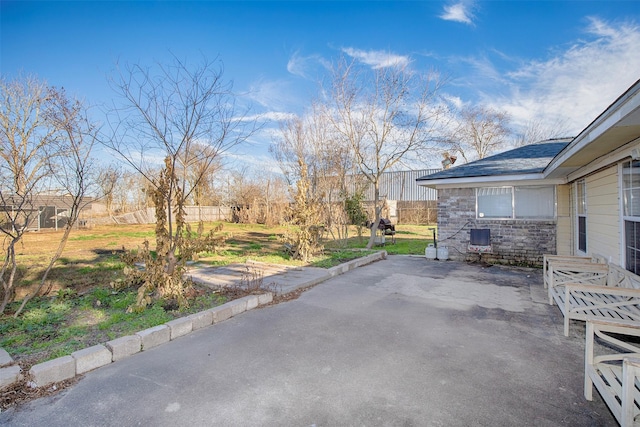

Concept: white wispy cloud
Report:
left=245, top=78, right=299, bottom=111
left=469, top=17, right=640, bottom=136
left=440, top=2, right=475, bottom=25
left=460, top=54, right=505, bottom=84
left=237, top=111, right=298, bottom=123
left=224, top=150, right=283, bottom=175
left=286, top=51, right=328, bottom=79
left=287, top=52, right=310, bottom=78
left=341, top=47, right=411, bottom=69
left=442, top=94, right=465, bottom=110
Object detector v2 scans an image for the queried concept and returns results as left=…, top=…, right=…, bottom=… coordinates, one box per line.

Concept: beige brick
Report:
left=229, top=298, right=247, bottom=316
left=72, top=344, right=112, bottom=374
left=166, top=317, right=193, bottom=340
left=106, top=335, right=141, bottom=361
left=258, top=292, right=273, bottom=305
left=136, top=325, right=170, bottom=350
left=188, top=310, right=213, bottom=330
left=243, top=295, right=259, bottom=310
left=29, top=356, right=75, bottom=387
left=208, top=304, right=233, bottom=323
left=0, top=348, right=13, bottom=367
left=0, top=365, right=22, bottom=390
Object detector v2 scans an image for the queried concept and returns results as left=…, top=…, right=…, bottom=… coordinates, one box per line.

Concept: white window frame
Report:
left=475, top=185, right=556, bottom=220
left=621, top=160, right=640, bottom=274
left=575, top=179, right=587, bottom=254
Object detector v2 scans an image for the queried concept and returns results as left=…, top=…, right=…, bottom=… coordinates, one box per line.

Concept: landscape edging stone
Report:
left=0, top=251, right=387, bottom=391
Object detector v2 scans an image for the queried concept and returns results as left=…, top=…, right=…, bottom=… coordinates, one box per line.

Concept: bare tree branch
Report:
left=447, top=105, right=512, bottom=163
left=325, top=56, right=447, bottom=248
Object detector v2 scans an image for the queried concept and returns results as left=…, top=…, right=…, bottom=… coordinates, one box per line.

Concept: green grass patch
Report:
left=70, top=230, right=156, bottom=241
left=312, top=250, right=377, bottom=268
left=383, top=238, right=433, bottom=255
left=0, top=284, right=227, bottom=366
left=323, top=225, right=434, bottom=256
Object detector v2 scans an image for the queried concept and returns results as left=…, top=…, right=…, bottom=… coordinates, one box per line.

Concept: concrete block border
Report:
left=0, top=293, right=274, bottom=391
left=327, top=250, right=387, bottom=277
left=0, top=250, right=387, bottom=391
left=0, top=365, right=22, bottom=390
left=72, top=345, right=112, bottom=375
left=136, top=325, right=171, bottom=350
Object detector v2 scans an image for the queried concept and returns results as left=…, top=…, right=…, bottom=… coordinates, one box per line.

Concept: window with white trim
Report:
left=576, top=179, right=587, bottom=253
left=476, top=186, right=555, bottom=219
left=622, top=160, right=640, bottom=274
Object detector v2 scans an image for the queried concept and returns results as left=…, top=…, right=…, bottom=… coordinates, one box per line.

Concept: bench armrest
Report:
left=585, top=319, right=640, bottom=424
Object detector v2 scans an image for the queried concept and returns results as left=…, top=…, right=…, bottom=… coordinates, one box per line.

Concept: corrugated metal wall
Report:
left=358, top=169, right=440, bottom=201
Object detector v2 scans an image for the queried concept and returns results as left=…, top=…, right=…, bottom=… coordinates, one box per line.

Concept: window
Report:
left=622, top=160, right=640, bottom=274
left=515, top=186, right=556, bottom=219
left=476, top=186, right=555, bottom=220
left=576, top=179, right=587, bottom=253
left=477, top=187, right=512, bottom=219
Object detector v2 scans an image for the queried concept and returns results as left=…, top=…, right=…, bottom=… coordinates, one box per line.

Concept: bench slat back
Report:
left=608, top=264, right=640, bottom=290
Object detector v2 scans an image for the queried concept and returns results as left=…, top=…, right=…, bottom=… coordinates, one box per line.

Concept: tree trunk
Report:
left=365, top=184, right=382, bottom=250
left=0, top=245, right=18, bottom=315
left=14, top=215, right=76, bottom=317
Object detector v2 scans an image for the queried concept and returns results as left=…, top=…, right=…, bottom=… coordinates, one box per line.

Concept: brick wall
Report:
left=436, top=188, right=556, bottom=266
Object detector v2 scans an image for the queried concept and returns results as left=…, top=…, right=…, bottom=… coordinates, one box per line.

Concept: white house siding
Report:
left=556, top=184, right=572, bottom=256
left=578, top=165, right=620, bottom=263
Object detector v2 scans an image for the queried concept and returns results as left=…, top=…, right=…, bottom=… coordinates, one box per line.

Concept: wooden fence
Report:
left=91, top=206, right=232, bottom=225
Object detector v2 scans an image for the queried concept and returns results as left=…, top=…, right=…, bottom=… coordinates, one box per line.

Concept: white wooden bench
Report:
left=543, top=254, right=599, bottom=289
left=547, top=261, right=609, bottom=304
left=548, top=262, right=640, bottom=336
left=585, top=318, right=640, bottom=426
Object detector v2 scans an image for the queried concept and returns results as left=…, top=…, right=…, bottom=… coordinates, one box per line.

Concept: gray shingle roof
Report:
left=416, top=139, right=571, bottom=182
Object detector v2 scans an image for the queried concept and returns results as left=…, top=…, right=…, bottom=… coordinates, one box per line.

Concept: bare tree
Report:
left=103, top=55, right=256, bottom=309
left=513, top=117, right=572, bottom=147
left=14, top=89, right=98, bottom=316
left=0, top=76, right=59, bottom=314
left=272, top=104, right=360, bottom=248
left=271, top=114, right=329, bottom=260
left=218, top=166, right=287, bottom=225
left=179, top=143, right=224, bottom=206
left=447, top=105, right=512, bottom=163
left=104, top=55, right=255, bottom=264
left=127, top=171, right=155, bottom=212
left=326, top=57, right=447, bottom=249
left=0, top=76, right=96, bottom=315
left=96, top=164, right=122, bottom=216
left=258, top=173, right=289, bottom=226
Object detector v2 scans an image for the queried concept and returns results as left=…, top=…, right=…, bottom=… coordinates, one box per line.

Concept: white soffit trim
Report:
left=418, top=173, right=565, bottom=189
left=566, top=136, right=640, bottom=183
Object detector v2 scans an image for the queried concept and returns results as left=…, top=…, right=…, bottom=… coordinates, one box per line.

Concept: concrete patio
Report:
left=0, top=255, right=616, bottom=426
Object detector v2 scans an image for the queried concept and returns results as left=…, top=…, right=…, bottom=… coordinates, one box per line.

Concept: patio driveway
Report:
left=1, top=255, right=615, bottom=426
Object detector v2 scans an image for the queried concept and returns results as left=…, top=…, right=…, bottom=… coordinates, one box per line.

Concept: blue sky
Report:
left=2, top=1, right=640, bottom=170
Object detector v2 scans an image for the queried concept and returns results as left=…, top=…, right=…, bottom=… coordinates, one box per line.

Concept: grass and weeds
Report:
left=1, top=222, right=434, bottom=369
left=323, top=224, right=435, bottom=256
left=0, top=284, right=226, bottom=366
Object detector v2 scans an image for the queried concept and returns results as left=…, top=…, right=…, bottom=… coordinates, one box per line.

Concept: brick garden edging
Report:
left=0, top=293, right=272, bottom=392
left=0, top=251, right=387, bottom=393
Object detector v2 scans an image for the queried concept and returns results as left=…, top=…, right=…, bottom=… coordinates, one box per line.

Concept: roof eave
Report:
left=417, top=173, right=566, bottom=189
left=544, top=79, right=640, bottom=178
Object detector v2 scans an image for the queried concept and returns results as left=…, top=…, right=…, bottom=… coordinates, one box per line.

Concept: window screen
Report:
left=477, top=187, right=512, bottom=218
left=514, top=186, right=555, bottom=219
left=476, top=186, right=555, bottom=219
